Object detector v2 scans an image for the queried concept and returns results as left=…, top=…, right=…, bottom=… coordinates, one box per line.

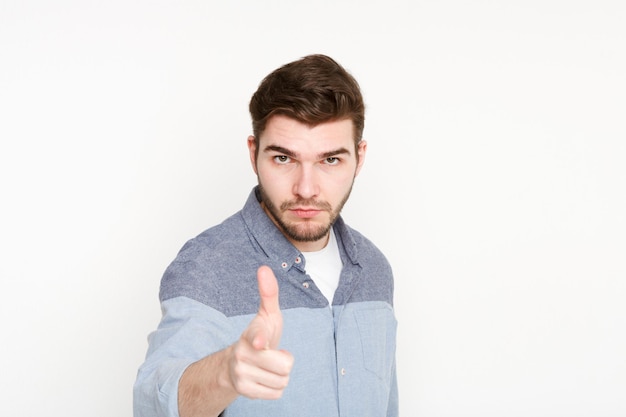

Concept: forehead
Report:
left=260, top=115, right=355, bottom=154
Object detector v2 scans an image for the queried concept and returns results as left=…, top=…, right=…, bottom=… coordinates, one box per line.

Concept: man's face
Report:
left=248, top=115, right=367, bottom=252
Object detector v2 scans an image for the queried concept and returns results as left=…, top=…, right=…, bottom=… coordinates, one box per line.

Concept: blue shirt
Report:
left=134, top=187, right=398, bottom=417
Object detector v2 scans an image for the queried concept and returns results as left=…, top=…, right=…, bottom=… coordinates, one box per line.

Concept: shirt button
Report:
left=295, top=256, right=302, bottom=264
left=281, top=262, right=288, bottom=269
left=303, top=282, right=310, bottom=289
left=341, top=368, right=346, bottom=376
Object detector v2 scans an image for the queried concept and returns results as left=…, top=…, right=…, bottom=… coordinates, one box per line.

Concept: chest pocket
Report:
left=354, top=305, right=397, bottom=384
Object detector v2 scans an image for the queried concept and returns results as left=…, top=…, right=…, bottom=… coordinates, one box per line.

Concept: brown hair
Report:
left=249, top=54, right=365, bottom=155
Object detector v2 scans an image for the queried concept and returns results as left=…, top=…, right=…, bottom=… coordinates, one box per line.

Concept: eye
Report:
left=274, top=155, right=291, bottom=164
left=324, top=157, right=340, bottom=165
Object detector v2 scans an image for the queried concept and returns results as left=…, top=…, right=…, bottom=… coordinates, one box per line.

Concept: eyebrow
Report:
left=264, top=145, right=352, bottom=160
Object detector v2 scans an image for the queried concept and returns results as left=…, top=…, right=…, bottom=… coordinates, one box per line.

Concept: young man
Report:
left=134, top=54, right=398, bottom=417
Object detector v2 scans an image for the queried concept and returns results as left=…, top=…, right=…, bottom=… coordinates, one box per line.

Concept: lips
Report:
left=282, top=199, right=332, bottom=219
left=290, top=208, right=322, bottom=219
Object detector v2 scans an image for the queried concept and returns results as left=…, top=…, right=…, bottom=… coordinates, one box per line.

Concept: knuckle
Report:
left=276, top=381, right=288, bottom=391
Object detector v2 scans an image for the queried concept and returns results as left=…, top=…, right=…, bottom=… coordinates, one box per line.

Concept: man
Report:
left=134, top=54, right=398, bottom=417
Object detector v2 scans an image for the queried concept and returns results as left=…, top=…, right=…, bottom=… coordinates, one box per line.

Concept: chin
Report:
left=287, top=223, right=332, bottom=243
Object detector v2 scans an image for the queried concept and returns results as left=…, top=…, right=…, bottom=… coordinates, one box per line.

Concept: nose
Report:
left=293, top=164, right=319, bottom=199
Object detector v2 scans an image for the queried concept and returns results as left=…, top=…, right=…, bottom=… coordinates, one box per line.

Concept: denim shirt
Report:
left=134, top=188, right=398, bottom=417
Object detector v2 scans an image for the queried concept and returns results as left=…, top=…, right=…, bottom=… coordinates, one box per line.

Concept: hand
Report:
left=228, top=266, right=294, bottom=400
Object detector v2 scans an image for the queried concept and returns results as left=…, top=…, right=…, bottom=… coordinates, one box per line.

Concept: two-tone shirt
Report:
left=133, top=187, right=398, bottom=416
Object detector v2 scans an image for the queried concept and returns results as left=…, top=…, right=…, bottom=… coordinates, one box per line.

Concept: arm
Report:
left=178, top=266, right=294, bottom=417
left=386, top=356, right=399, bottom=417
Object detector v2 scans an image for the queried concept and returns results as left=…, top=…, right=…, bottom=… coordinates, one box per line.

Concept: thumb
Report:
left=247, top=265, right=282, bottom=350
left=257, top=265, right=281, bottom=316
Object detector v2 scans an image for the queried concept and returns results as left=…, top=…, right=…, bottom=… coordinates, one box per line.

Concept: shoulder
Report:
left=158, top=211, right=259, bottom=306
left=177, top=212, right=249, bottom=260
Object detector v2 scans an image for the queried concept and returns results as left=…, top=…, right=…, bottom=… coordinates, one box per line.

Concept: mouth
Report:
left=289, top=208, right=323, bottom=219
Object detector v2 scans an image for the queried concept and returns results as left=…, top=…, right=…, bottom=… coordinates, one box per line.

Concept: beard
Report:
left=257, top=181, right=354, bottom=243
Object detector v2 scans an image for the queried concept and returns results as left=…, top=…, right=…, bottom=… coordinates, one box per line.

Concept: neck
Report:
left=294, top=232, right=330, bottom=253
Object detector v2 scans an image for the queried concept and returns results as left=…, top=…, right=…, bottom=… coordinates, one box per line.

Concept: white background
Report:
left=1, top=1, right=625, bottom=416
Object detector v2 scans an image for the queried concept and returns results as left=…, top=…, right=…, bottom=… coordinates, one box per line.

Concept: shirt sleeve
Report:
left=387, top=356, right=399, bottom=417
left=133, top=297, right=239, bottom=417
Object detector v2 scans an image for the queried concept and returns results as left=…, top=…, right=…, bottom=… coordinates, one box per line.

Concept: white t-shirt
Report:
left=301, top=228, right=343, bottom=306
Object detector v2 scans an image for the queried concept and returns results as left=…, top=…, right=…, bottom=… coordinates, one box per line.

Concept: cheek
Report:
left=325, top=173, right=356, bottom=196
left=258, top=167, right=292, bottom=193
left=329, top=167, right=357, bottom=184
left=259, top=165, right=285, bottom=182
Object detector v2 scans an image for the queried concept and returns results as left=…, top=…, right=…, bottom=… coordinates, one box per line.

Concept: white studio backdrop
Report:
left=1, top=1, right=625, bottom=416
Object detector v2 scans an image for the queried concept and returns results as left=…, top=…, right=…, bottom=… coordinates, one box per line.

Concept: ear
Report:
left=355, top=140, right=367, bottom=177
left=247, top=135, right=258, bottom=174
